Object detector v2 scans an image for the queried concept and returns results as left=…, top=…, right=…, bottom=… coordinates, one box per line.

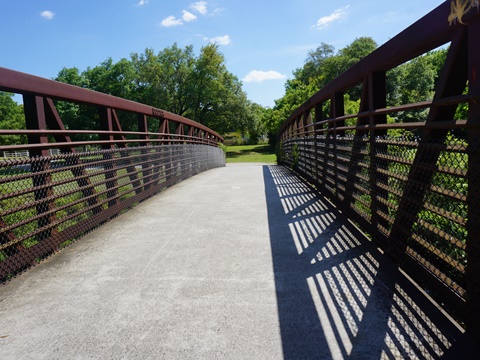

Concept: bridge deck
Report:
left=0, top=164, right=471, bottom=359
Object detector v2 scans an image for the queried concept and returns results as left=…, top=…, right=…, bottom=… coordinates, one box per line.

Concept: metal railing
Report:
left=0, top=67, right=225, bottom=281
left=278, top=1, right=480, bottom=335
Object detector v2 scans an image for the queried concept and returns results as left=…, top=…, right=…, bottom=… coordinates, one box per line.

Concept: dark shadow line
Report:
left=394, top=287, right=450, bottom=354
left=313, top=271, right=350, bottom=358
left=317, top=268, right=358, bottom=341
left=262, top=165, right=474, bottom=359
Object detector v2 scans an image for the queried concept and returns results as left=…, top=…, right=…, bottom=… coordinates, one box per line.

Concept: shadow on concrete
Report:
left=263, top=165, right=477, bottom=359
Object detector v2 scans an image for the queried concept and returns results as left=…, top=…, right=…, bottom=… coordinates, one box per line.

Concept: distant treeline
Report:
left=263, top=37, right=466, bottom=143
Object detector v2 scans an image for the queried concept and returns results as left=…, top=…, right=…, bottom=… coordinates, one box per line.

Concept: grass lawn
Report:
left=225, top=144, right=276, bottom=163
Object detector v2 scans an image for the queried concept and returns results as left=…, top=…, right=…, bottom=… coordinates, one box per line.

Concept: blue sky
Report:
left=1, top=0, right=444, bottom=108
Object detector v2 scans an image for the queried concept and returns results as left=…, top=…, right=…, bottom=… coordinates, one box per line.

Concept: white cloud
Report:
left=40, top=10, right=55, bottom=20
left=242, top=70, right=286, bottom=83
left=137, top=0, right=149, bottom=5
left=313, top=5, right=350, bottom=30
left=161, top=2, right=212, bottom=28
left=191, top=1, right=208, bottom=15
left=210, top=35, right=231, bottom=45
left=161, top=15, right=183, bottom=27
left=182, top=10, right=197, bottom=22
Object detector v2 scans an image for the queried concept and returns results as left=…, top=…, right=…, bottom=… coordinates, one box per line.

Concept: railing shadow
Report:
left=263, top=165, right=476, bottom=359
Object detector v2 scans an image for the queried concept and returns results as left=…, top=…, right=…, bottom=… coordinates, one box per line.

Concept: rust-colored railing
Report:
left=278, top=1, right=480, bottom=335
left=0, top=67, right=225, bottom=281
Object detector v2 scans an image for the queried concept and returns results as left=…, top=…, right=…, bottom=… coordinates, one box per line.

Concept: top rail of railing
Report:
left=0, top=67, right=223, bottom=154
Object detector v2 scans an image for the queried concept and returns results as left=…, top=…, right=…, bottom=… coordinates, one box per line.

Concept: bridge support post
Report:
left=367, top=72, right=389, bottom=237
left=303, top=110, right=314, bottom=180
left=331, top=92, right=344, bottom=199
left=160, top=119, right=173, bottom=185
left=138, top=114, right=152, bottom=191
left=466, top=17, right=480, bottom=340
left=99, top=107, right=119, bottom=208
left=111, top=110, right=142, bottom=196
left=23, top=94, right=57, bottom=241
left=313, top=103, right=323, bottom=184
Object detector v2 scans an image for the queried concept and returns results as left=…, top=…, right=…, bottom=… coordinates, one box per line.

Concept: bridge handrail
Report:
left=278, top=1, right=480, bottom=336
left=0, top=67, right=225, bottom=284
left=0, top=66, right=223, bottom=152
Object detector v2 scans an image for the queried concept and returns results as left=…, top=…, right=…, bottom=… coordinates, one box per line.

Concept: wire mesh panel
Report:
left=280, top=130, right=471, bottom=324
left=0, top=144, right=225, bottom=281
left=277, top=1, right=480, bottom=333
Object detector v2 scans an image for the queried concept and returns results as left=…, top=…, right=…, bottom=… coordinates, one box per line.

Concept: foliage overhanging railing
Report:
left=0, top=67, right=225, bottom=281
left=278, top=1, right=480, bottom=335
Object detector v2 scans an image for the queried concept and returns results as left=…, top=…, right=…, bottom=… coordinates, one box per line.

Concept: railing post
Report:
left=333, top=92, right=345, bottom=137
left=98, top=107, right=118, bottom=208
left=23, top=95, right=50, bottom=158
left=43, top=97, right=103, bottom=214
left=331, top=92, right=344, bottom=199
left=297, top=114, right=304, bottom=171
left=138, top=114, right=152, bottom=191
left=322, top=101, right=331, bottom=194
left=161, top=119, right=174, bottom=183
left=314, top=103, right=323, bottom=184
left=344, top=77, right=370, bottom=219
left=303, top=109, right=313, bottom=179
left=23, top=94, right=57, bottom=241
left=175, top=123, right=184, bottom=178
left=368, top=71, right=389, bottom=236
left=466, top=16, right=480, bottom=339
left=110, top=110, right=142, bottom=195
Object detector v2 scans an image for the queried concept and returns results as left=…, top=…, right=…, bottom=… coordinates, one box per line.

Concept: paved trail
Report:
left=0, top=164, right=468, bottom=359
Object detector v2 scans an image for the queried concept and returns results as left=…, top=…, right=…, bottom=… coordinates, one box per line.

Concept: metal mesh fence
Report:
left=280, top=132, right=474, bottom=325
left=0, top=144, right=225, bottom=281
left=275, top=0, right=480, bottom=336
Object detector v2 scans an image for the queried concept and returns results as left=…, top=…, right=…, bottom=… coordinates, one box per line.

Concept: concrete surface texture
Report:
left=0, top=164, right=472, bottom=359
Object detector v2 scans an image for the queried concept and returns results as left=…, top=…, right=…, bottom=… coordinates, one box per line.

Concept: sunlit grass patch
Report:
left=226, top=145, right=275, bottom=163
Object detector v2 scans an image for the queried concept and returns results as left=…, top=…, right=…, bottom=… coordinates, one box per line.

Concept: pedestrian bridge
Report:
left=0, top=163, right=470, bottom=359
left=1, top=1, right=480, bottom=358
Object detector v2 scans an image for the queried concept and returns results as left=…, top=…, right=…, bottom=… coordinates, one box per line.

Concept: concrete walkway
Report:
left=0, top=164, right=471, bottom=359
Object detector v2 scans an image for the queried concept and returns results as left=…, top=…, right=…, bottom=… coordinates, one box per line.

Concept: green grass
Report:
left=226, top=145, right=276, bottom=163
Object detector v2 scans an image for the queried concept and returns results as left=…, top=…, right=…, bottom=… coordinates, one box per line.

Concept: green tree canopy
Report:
left=264, top=37, right=450, bottom=144
left=0, top=92, right=25, bottom=145
left=54, top=43, right=266, bottom=140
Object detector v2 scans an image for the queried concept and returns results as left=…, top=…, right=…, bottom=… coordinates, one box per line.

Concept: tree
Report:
left=83, top=58, right=137, bottom=100
left=157, top=44, right=195, bottom=115
left=245, top=102, right=268, bottom=142
left=293, top=43, right=335, bottom=85
left=131, top=44, right=196, bottom=115
left=54, top=43, right=259, bottom=138
left=322, top=37, right=378, bottom=101
left=54, top=67, right=97, bottom=139
left=0, top=92, right=26, bottom=145
left=388, top=48, right=448, bottom=123
left=84, top=58, right=140, bottom=131
left=265, top=38, right=451, bottom=142
left=339, top=37, right=378, bottom=63
left=130, top=48, right=162, bottom=109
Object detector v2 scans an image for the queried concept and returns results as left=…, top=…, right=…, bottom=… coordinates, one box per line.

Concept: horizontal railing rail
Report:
left=0, top=67, right=223, bottom=144
left=0, top=67, right=225, bottom=281
left=278, top=1, right=480, bottom=336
